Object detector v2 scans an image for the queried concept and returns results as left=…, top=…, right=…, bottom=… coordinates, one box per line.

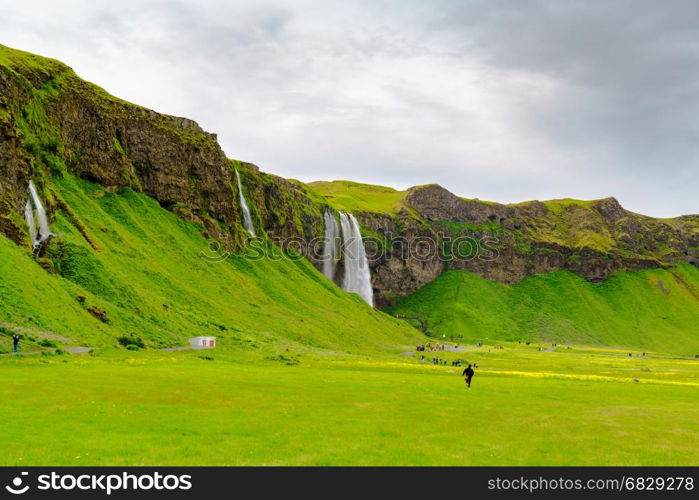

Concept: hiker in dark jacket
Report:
left=12, top=334, right=19, bottom=353
left=462, top=364, right=475, bottom=388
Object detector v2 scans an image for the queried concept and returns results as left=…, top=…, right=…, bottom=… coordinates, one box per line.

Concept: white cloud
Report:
left=1, top=0, right=696, bottom=216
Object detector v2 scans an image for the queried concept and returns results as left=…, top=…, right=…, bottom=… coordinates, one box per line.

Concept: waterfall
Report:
left=322, top=208, right=340, bottom=281
left=339, top=212, right=374, bottom=306
left=24, top=199, right=37, bottom=244
left=26, top=180, right=52, bottom=248
left=235, top=169, right=256, bottom=237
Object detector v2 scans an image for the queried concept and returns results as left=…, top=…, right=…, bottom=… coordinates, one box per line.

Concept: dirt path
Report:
left=160, top=346, right=193, bottom=352
left=0, top=321, right=73, bottom=343
left=159, top=345, right=213, bottom=352
left=65, top=347, right=91, bottom=354
left=402, top=344, right=466, bottom=356
left=1, top=345, right=210, bottom=356
left=0, top=346, right=91, bottom=356
left=0, top=350, right=45, bottom=356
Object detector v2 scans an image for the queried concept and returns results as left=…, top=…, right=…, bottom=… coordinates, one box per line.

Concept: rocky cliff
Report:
left=312, top=182, right=699, bottom=306
left=1, top=44, right=698, bottom=309
left=1, top=45, right=239, bottom=246
left=0, top=44, right=326, bottom=256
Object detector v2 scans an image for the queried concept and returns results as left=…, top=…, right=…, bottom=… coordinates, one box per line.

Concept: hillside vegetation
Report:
left=308, top=180, right=409, bottom=215
left=1, top=43, right=697, bottom=356
left=0, top=173, right=420, bottom=354
left=388, top=264, right=699, bottom=355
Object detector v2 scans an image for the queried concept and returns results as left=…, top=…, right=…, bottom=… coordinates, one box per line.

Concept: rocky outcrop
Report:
left=404, top=184, right=550, bottom=223
left=592, top=197, right=626, bottom=221
left=356, top=212, right=443, bottom=306
left=0, top=76, right=32, bottom=244
left=0, top=44, right=333, bottom=257
left=237, top=161, right=326, bottom=264
left=361, top=184, right=699, bottom=301
left=0, top=44, right=250, bottom=250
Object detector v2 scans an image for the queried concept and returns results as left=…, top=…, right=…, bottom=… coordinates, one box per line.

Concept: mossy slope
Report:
left=388, top=264, right=699, bottom=354
left=0, top=173, right=420, bottom=353
left=308, top=180, right=409, bottom=215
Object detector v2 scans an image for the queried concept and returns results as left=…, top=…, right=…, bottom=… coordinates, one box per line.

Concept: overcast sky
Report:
left=2, top=0, right=697, bottom=216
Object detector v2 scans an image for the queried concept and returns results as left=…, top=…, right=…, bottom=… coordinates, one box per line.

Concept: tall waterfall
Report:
left=25, top=180, right=52, bottom=248
left=235, top=169, right=256, bottom=237
left=339, top=212, right=374, bottom=306
left=322, top=209, right=341, bottom=281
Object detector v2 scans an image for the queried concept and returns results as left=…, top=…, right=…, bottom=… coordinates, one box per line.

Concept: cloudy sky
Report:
left=1, top=0, right=697, bottom=216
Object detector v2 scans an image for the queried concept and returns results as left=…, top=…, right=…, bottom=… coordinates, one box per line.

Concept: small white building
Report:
left=189, top=336, right=216, bottom=349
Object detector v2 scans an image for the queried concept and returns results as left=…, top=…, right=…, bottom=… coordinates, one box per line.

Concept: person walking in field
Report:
left=462, top=364, right=475, bottom=388
left=12, top=334, right=19, bottom=353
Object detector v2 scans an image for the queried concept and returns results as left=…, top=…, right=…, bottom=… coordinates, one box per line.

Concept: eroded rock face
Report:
left=0, top=47, right=261, bottom=256
left=240, top=163, right=325, bottom=259
left=0, top=71, right=33, bottom=244
left=51, top=79, right=243, bottom=232
left=356, top=212, right=444, bottom=306
left=405, top=184, right=510, bottom=223
left=358, top=184, right=699, bottom=299
left=592, top=197, right=626, bottom=221
left=0, top=48, right=328, bottom=256
left=404, top=184, right=550, bottom=223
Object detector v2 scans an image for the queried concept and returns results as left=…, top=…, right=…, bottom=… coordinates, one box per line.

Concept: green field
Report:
left=1, top=343, right=697, bottom=466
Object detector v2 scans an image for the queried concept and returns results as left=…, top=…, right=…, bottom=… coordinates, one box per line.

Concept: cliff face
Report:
left=0, top=45, right=325, bottom=254
left=235, top=161, right=326, bottom=265
left=404, top=184, right=699, bottom=278
left=0, top=46, right=242, bottom=245
left=1, top=44, right=698, bottom=309
left=315, top=182, right=698, bottom=305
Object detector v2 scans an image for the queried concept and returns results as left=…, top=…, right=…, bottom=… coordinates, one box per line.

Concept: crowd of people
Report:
left=417, top=356, right=458, bottom=366
left=415, top=342, right=455, bottom=352
left=413, top=338, right=662, bottom=390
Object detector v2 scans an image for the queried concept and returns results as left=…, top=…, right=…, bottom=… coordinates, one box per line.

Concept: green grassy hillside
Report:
left=0, top=173, right=420, bottom=354
left=387, top=265, right=699, bottom=355
left=308, top=180, right=409, bottom=214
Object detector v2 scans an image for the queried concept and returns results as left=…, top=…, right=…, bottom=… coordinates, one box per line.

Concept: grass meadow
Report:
left=1, top=342, right=696, bottom=466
